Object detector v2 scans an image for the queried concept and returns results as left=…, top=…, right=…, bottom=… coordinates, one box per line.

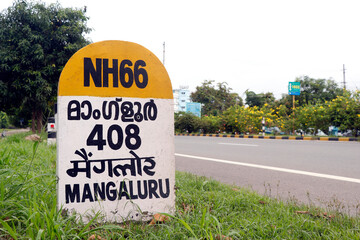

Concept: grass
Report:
left=1, top=133, right=360, bottom=239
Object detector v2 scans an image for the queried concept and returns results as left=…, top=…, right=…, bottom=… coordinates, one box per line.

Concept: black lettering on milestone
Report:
left=65, top=184, right=80, bottom=203
left=103, top=59, right=118, bottom=87
left=68, top=100, right=80, bottom=120
left=84, top=58, right=102, bottom=87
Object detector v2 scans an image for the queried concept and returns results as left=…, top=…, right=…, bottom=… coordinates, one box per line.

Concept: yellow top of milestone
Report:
left=58, top=40, right=173, bottom=99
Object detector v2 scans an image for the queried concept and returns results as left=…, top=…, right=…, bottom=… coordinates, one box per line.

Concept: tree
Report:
left=294, top=76, right=343, bottom=106
left=245, top=90, right=275, bottom=108
left=328, top=91, right=360, bottom=137
left=295, top=103, right=331, bottom=135
left=0, top=0, right=90, bottom=132
left=0, top=111, right=9, bottom=128
left=244, top=90, right=261, bottom=107
left=191, top=80, right=243, bottom=116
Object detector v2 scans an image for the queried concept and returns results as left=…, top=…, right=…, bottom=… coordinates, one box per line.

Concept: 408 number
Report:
left=86, top=124, right=141, bottom=150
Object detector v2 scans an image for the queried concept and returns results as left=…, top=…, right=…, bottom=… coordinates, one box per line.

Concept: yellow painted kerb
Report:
left=58, top=40, right=173, bottom=99
left=339, top=138, right=349, bottom=142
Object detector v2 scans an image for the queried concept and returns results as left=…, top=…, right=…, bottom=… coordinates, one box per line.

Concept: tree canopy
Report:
left=190, top=80, right=243, bottom=116
left=0, top=0, right=90, bottom=132
left=294, top=75, right=343, bottom=105
left=245, top=90, right=275, bottom=108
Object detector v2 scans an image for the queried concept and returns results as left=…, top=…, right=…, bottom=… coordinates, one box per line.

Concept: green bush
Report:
left=175, top=112, right=201, bottom=133
left=199, top=115, right=221, bottom=134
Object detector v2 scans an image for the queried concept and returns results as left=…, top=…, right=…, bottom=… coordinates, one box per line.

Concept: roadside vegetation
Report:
left=1, top=133, right=360, bottom=239
left=0, top=0, right=90, bottom=133
left=176, top=87, right=360, bottom=138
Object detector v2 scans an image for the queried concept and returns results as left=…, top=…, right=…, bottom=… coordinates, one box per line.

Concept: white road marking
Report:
left=175, top=153, right=360, bottom=184
left=219, top=143, right=259, bottom=147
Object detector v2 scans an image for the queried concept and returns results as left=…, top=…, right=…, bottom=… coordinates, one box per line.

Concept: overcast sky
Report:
left=1, top=0, right=360, bottom=99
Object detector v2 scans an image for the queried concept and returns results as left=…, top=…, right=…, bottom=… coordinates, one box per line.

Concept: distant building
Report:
left=173, top=89, right=179, bottom=112
left=173, top=87, right=190, bottom=112
left=173, top=86, right=201, bottom=117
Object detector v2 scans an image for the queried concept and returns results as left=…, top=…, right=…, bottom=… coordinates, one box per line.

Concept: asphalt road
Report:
left=175, top=136, right=360, bottom=215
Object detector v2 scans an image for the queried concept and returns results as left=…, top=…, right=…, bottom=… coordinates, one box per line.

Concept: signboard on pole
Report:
left=57, top=40, right=175, bottom=222
left=288, top=82, right=301, bottom=96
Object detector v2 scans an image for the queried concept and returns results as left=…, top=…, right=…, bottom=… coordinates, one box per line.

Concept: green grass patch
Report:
left=1, top=133, right=360, bottom=239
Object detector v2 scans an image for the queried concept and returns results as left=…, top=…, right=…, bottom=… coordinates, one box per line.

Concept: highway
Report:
left=175, top=136, right=360, bottom=215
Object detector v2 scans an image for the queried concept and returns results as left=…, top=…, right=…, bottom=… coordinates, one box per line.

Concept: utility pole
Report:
left=163, top=42, right=165, bottom=65
left=343, top=64, right=346, bottom=90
